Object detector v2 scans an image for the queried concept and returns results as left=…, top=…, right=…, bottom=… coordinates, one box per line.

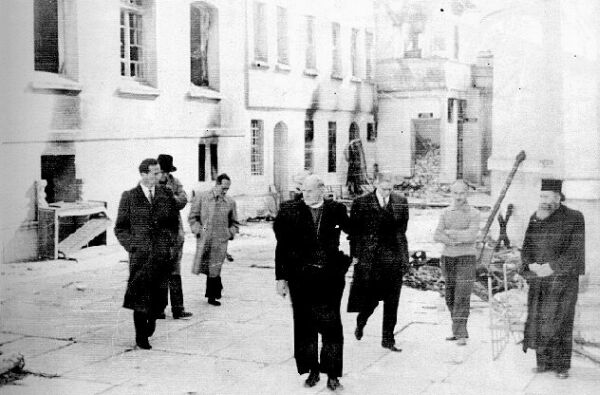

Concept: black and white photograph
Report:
left=1, top=0, right=599, bottom=393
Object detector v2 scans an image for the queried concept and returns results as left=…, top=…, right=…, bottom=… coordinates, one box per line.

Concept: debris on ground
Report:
left=0, top=352, right=26, bottom=386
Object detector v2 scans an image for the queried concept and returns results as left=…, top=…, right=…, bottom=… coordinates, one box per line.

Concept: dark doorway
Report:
left=41, top=155, right=76, bottom=203
left=456, top=100, right=467, bottom=179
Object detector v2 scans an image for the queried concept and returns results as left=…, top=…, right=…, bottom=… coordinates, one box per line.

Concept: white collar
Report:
left=375, top=189, right=388, bottom=206
left=308, top=200, right=324, bottom=209
left=140, top=184, right=154, bottom=198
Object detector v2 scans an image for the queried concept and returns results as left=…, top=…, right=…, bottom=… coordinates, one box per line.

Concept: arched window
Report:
left=349, top=122, right=360, bottom=141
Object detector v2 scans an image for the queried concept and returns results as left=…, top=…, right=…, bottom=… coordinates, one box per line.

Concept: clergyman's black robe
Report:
left=520, top=204, right=585, bottom=372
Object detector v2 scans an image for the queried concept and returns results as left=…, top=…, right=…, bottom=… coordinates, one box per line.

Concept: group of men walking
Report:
left=274, top=174, right=585, bottom=390
left=115, top=159, right=585, bottom=388
left=114, top=155, right=237, bottom=349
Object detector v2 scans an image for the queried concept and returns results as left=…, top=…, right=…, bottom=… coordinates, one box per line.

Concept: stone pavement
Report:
left=1, top=222, right=599, bottom=394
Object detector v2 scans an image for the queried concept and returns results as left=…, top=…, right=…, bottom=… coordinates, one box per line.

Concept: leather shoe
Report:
left=327, top=377, right=342, bottom=391
left=445, top=336, right=458, bottom=341
left=555, top=371, right=569, bottom=379
left=304, top=370, right=320, bottom=387
left=173, top=311, right=193, bottom=319
left=382, top=343, right=402, bottom=352
left=355, top=326, right=364, bottom=340
left=208, top=298, right=221, bottom=306
left=136, top=337, right=152, bottom=350
left=156, top=312, right=166, bottom=319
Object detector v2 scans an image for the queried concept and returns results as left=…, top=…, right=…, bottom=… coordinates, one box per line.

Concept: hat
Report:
left=541, top=179, right=562, bottom=193
left=157, top=154, right=177, bottom=172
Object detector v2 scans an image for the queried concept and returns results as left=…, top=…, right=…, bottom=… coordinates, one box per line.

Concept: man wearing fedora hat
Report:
left=520, top=179, right=585, bottom=379
left=157, top=154, right=193, bottom=319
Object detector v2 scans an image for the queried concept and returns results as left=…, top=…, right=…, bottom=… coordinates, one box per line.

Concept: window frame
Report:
left=253, top=2, right=268, bottom=63
left=331, top=22, right=342, bottom=78
left=350, top=28, right=359, bottom=78
left=276, top=6, right=289, bottom=66
left=120, top=0, right=146, bottom=80
left=251, top=120, right=265, bottom=176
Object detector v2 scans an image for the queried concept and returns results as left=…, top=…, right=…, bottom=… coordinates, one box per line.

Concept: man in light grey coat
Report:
left=189, top=173, right=239, bottom=306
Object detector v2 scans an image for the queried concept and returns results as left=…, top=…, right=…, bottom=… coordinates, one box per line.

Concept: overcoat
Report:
left=114, top=184, right=179, bottom=314
left=189, top=189, right=238, bottom=277
left=274, top=198, right=351, bottom=302
left=520, top=204, right=585, bottom=358
left=347, top=191, right=409, bottom=312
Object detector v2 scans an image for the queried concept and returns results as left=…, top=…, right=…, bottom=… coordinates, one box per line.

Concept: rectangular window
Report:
left=210, top=143, right=218, bottom=180
left=365, top=31, right=374, bottom=80
left=253, top=2, right=268, bottom=62
left=305, top=16, right=316, bottom=70
left=367, top=122, right=377, bottom=142
left=251, top=120, right=264, bottom=175
left=120, top=0, right=144, bottom=78
left=190, top=4, right=210, bottom=87
left=351, top=28, right=359, bottom=77
left=454, top=25, right=460, bottom=60
left=277, top=7, right=289, bottom=65
left=34, top=0, right=60, bottom=73
left=331, top=22, right=342, bottom=76
left=304, top=120, right=314, bottom=171
left=198, top=144, right=206, bottom=181
left=328, top=122, right=337, bottom=173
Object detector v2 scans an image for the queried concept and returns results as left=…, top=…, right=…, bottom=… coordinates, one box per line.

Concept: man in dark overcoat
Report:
left=347, top=173, right=409, bottom=352
left=115, top=158, right=180, bottom=349
left=274, top=174, right=351, bottom=391
left=520, top=179, right=585, bottom=379
left=156, top=154, right=193, bottom=319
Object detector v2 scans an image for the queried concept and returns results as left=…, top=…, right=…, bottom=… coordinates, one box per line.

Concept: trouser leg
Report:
left=442, top=257, right=457, bottom=325
left=451, top=256, right=475, bottom=339
left=357, top=298, right=379, bottom=330
left=169, top=274, right=185, bottom=314
left=382, top=283, right=401, bottom=346
left=318, top=307, right=344, bottom=378
left=133, top=311, right=148, bottom=340
left=205, top=275, right=223, bottom=299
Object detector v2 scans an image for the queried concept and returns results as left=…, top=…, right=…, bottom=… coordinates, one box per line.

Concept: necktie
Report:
left=149, top=189, right=153, bottom=203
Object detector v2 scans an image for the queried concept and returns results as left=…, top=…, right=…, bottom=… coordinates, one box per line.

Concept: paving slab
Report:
left=0, top=332, right=24, bottom=345
left=0, top=376, right=112, bottom=395
left=0, top=337, right=73, bottom=360
left=25, top=342, right=123, bottom=375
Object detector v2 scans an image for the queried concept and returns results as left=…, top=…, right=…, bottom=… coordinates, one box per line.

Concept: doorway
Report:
left=273, top=121, right=288, bottom=198
left=41, top=154, right=76, bottom=203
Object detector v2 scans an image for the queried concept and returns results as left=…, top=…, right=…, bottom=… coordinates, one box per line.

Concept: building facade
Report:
left=373, top=0, right=492, bottom=186
left=0, top=0, right=376, bottom=262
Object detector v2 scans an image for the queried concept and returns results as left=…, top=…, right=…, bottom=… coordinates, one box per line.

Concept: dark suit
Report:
left=347, top=191, right=409, bottom=347
left=115, top=184, right=179, bottom=341
left=274, top=198, right=351, bottom=377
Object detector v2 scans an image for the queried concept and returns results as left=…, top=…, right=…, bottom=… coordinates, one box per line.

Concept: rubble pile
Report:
left=396, top=140, right=447, bottom=198
left=404, top=257, right=444, bottom=292
left=403, top=247, right=526, bottom=301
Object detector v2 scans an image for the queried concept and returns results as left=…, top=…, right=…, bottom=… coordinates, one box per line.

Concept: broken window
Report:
left=190, top=3, right=211, bottom=87
left=304, top=120, right=314, bottom=171
left=34, top=0, right=60, bottom=73
left=328, top=122, right=337, bottom=173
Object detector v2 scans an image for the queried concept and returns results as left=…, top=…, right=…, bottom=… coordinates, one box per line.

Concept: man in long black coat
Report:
left=274, top=174, right=351, bottom=391
left=347, top=173, right=409, bottom=352
left=115, top=158, right=180, bottom=349
left=520, top=179, right=585, bottom=379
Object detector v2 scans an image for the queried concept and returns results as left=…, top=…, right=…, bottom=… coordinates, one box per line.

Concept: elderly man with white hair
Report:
left=273, top=174, right=351, bottom=391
